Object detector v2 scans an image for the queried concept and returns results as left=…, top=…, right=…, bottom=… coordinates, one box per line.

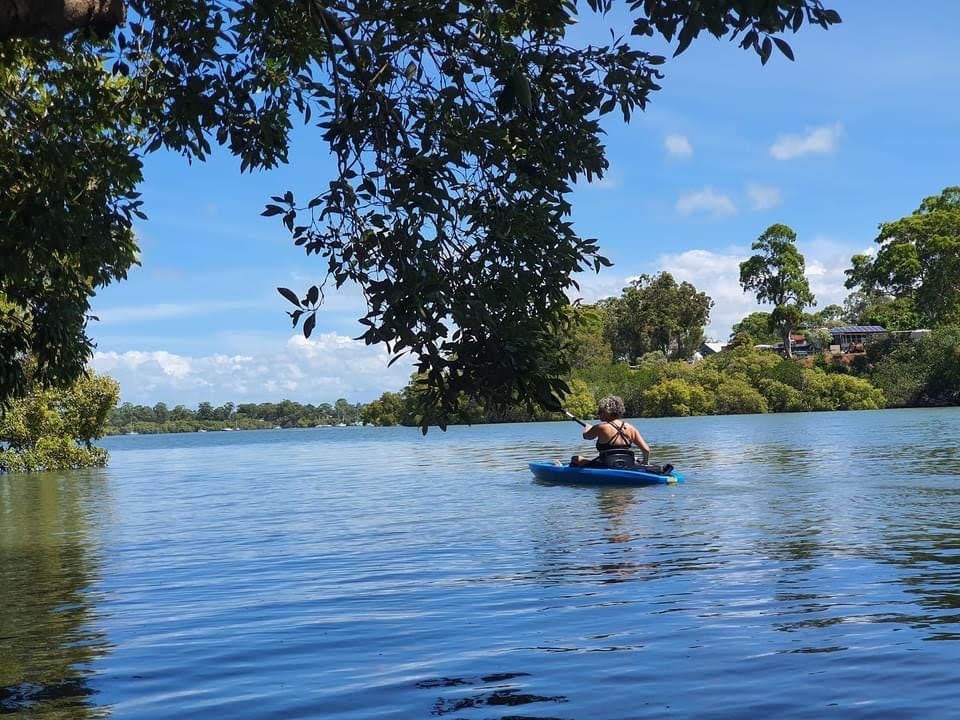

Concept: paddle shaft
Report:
left=563, top=410, right=588, bottom=428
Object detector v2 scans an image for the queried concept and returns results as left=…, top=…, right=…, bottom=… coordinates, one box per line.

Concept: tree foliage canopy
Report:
left=1, top=0, right=841, bottom=428
left=739, top=223, right=814, bottom=357
left=868, top=326, right=960, bottom=407
left=0, top=42, right=140, bottom=402
left=845, top=186, right=960, bottom=328
left=601, top=272, right=713, bottom=361
left=730, top=311, right=778, bottom=344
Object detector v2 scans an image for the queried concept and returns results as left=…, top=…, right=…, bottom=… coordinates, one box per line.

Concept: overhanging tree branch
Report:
left=0, top=0, right=124, bottom=40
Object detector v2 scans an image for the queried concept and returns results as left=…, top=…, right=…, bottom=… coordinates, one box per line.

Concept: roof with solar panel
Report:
left=828, top=326, right=886, bottom=333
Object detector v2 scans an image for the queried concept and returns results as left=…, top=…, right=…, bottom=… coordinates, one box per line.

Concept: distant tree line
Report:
left=107, top=398, right=364, bottom=435
left=363, top=325, right=960, bottom=427
left=363, top=342, right=888, bottom=426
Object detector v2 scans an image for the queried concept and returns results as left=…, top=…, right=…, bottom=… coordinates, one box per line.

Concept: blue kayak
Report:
left=529, top=461, right=683, bottom=486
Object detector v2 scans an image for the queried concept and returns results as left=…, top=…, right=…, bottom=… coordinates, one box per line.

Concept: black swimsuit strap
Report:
left=597, top=420, right=632, bottom=449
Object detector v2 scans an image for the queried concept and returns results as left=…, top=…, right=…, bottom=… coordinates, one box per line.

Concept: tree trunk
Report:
left=0, top=0, right=124, bottom=40
left=782, top=324, right=793, bottom=358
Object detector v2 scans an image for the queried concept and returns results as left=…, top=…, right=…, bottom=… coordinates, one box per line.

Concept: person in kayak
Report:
left=570, top=395, right=651, bottom=468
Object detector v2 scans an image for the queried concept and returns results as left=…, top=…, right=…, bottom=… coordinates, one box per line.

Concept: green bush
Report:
left=641, top=378, right=713, bottom=417
left=756, top=379, right=805, bottom=412
left=0, top=369, right=118, bottom=473
left=800, top=368, right=885, bottom=410
left=703, top=346, right=781, bottom=383
left=827, top=375, right=885, bottom=410
left=561, top=379, right=596, bottom=419
left=763, top=358, right=804, bottom=388
left=869, top=326, right=960, bottom=406
left=713, top=378, right=768, bottom=415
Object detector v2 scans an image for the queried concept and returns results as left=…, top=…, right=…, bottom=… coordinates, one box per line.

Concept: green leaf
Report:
left=773, top=37, right=794, bottom=62
left=760, top=37, right=772, bottom=65
left=511, top=71, right=532, bottom=110
left=277, top=287, right=302, bottom=307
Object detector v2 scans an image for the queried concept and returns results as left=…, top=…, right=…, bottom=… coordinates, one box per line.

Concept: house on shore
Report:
left=829, top=325, right=887, bottom=352
left=785, top=333, right=811, bottom=356
left=689, top=341, right=726, bottom=364
left=699, top=341, right=725, bottom=356
left=765, top=334, right=812, bottom=356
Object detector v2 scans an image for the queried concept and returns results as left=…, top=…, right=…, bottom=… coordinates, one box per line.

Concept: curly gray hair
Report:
left=597, top=395, right=625, bottom=418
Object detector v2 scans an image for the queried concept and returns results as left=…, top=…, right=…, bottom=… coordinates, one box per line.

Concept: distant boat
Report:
left=126, top=431, right=138, bottom=435
left=273, top=425, right=282, bottom=430
left=197, top=429, right=207, bottom=433
left=336, top=423, right=347, bottom=427
left=221, top=427, right=233, bottom=431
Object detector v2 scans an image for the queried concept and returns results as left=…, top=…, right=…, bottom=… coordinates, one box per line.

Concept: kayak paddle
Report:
left=562, top=409, right=588, bottom=428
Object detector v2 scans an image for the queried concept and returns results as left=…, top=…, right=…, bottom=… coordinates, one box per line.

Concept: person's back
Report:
left=571, top=395, right=650, bottom=467
left=594, top=419, right=634, bottom=452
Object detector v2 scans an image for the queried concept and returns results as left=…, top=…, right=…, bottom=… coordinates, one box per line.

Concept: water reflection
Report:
left=523, top=484, right=664, bottom=586
left=596, top=488, right=636, bottom=545
left=0, top=471, right=111, bottom=718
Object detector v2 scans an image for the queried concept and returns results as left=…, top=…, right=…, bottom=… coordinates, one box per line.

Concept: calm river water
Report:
left=3, top=408, right=960, bottom=718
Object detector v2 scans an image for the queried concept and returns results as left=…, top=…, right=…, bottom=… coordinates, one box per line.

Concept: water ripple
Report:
left=2, top=411, right=960, bottom=717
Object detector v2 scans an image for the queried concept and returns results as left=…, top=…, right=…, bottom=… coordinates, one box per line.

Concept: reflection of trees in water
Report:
left=872, top=506, right=960, bottom=639
left=0, top=471, right=111, bottom=718
left=416, top=672, right=568, bottom=717
left=755, top=481, right=960, bottom=644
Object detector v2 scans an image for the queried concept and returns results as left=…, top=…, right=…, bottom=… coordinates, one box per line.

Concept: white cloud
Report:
left=94, top=349, right=195, bottom=379
left=745, top=183, right=783, bottom=211
left=90, top=332, right=414, bottom=406
left=569, top=271, right=631, bottom=306
left=769, top=123, right=843, bottom=160
left=664, top=133, right=693, bottom=158
left=802, top=235, right=869, bottom=312
left=654, top=237, right=864, bottom=340
left=657, top=249, right=755, bottom=340
left=676, top=187, right=737, bottom=218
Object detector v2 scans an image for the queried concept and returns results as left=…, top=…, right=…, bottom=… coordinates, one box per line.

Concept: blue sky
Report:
left=89, top=2, right=960, bottom=407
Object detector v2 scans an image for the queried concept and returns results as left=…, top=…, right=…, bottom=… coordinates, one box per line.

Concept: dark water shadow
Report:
left=415, top=672, right=569, bottom=718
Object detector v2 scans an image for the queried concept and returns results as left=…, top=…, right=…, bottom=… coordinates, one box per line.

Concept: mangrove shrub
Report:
left=0, top=370, right=119, bottom=473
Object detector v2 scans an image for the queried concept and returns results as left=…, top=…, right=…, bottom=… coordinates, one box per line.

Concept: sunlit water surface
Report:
left=3, top=408, right=960, bottom=718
